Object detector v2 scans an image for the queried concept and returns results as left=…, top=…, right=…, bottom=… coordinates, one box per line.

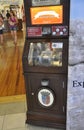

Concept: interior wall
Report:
left=0, top=0, right=23, bottom=19
left=0, top=0, right=23, bottom=12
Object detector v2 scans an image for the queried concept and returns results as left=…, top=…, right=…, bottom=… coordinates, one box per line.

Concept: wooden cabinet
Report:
left=22, top=0, right=70, bottom=129
left=24, top=73, right=67, bottom=129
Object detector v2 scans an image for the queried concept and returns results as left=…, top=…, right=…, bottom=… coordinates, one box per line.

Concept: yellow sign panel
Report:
left=30, top=6, right=63, bottom=25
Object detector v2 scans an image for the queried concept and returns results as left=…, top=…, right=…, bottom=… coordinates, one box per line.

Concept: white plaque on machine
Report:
left=38, top=88, right=54, bottom=107
left=32, top=0, right=60, bottom=6
left=52, top=42, right=63, bottom=49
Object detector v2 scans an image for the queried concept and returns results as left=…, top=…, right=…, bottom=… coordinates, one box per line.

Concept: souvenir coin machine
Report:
left=22, top=0, right=70, bottom=129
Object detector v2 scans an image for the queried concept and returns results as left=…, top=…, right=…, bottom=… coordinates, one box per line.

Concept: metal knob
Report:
left=31, top=92, right=34, bottom=95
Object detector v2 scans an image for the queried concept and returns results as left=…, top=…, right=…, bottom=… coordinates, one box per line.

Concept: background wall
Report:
left=0, top=0, right=23, bottom=16
left=0, top=0, right=24, bottom=20
left=67, top=0, right=84, bottom=130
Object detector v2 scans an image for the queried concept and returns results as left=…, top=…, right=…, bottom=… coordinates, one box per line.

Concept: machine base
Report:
left=26, top=111, right=66, bottom=129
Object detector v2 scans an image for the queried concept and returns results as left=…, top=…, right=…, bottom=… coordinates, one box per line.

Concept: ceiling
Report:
left=0, top=0, right=22, bottom=5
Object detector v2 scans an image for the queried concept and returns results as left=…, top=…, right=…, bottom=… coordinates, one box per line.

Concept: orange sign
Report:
left=30, top=6, right=63, bottom=25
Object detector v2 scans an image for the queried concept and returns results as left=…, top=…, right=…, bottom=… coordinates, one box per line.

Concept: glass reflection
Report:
left=28, top=42, right=63, bottom=67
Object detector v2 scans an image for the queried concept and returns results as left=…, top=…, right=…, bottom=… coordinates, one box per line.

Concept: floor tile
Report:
left=26, top=124, right=49, bottom=130
left=4, top=128, right=27, bottom=130
left=24, top=100, right=27, bottom=112
left=5, top=102, right=25, bottom=115
left=0, top=116, right=4, bottom=130
left=48, top=128, right=64, bottom=130
left=0, top=104, right=6, bottom=115
left=0, top=95, right=26, bottom=103
left=0, top=101, right=26, bottom=116
left=26, top=124, right=64, bottom=130
left=3, top=113, right=26, bottom=130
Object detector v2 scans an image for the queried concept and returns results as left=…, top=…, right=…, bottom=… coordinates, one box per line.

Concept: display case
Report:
left=23, top=39, right=68, bottom=74
left=22, top=0, right=70, bottom=129
left=28, top=42, right=63, bottom=67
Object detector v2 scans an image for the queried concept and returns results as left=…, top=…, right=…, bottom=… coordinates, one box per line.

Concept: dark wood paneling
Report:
left=24, top=73, right=67, bottom=128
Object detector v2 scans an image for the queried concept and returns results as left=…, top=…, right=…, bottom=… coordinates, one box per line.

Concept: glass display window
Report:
left=28, top=42, right=63, bottom=67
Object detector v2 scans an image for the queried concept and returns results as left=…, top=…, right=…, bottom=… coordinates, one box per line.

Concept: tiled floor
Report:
left=0, top=96, right=63, bottom=130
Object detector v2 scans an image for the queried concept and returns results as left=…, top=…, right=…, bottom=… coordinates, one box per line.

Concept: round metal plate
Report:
left=38, top=88, right=54, bottom=107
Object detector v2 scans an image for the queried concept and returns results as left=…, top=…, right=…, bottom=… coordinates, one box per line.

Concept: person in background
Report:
left=8, top=10, right=18, bottom=45
left=0, top=14, right=4, bottom=44
left=6, top=10, right=10, bottom=19
left=1, top=10, right=5, bottom=19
